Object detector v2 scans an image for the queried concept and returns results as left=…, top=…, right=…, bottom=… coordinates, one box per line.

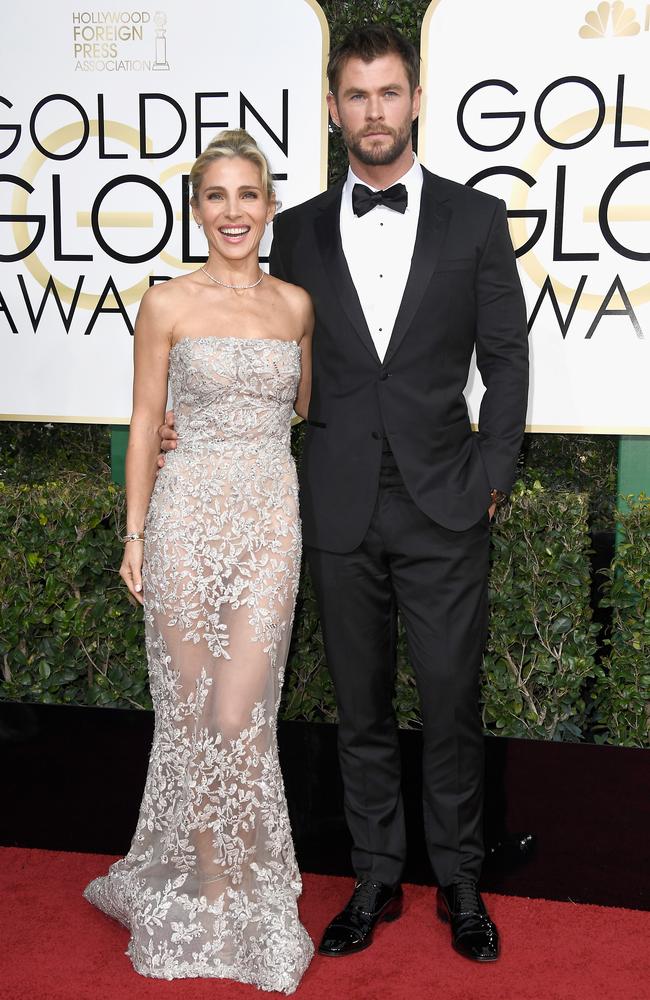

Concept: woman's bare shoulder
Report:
left=138, top=271, right=203, bottom=317
left=265, top=275, right=313, bottom=343
left=143, top=271, right=202, bottom=303
left=266, top=274, right=312, bottom=313
left=136, top=274, right=206, bottom=346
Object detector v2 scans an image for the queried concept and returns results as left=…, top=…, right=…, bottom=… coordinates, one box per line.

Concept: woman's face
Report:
left=193, top=156, right=274, bottom=263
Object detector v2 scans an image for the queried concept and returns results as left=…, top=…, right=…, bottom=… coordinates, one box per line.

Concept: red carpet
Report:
left=1, top=848, right=648, bottom=1000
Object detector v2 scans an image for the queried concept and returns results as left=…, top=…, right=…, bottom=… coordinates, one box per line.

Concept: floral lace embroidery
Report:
left=84, top=338, right=313, bottom=993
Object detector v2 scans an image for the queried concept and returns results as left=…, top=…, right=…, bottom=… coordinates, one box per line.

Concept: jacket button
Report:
left=371, top=431, right=382, bottom=440
left=379, top=371, right=389, bottom=381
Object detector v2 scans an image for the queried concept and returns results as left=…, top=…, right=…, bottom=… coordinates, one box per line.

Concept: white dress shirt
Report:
left=339, top=156, right=423, bottom=361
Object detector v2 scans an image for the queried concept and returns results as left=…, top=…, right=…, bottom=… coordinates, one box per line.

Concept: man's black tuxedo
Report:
left=270, top=165, right=529, bottom=888
left=270, top=167, right=529, bottom=553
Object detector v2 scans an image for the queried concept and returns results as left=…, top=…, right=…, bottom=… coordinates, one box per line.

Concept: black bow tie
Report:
left=352, top=182, right=408, bottom=218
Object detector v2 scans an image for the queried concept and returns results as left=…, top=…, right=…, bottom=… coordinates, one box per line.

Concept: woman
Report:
left=84, top=130, right=314, bottom=993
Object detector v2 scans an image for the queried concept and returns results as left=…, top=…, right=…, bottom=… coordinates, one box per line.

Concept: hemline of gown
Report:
left=83, top=874, right=314, bottom=994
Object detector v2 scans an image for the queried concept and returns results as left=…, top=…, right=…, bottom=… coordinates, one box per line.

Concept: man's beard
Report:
left=342, top=117, right=413, bottom=166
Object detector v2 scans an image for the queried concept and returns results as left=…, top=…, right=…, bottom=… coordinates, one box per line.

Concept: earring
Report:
left=196, top=221, right=202, bottom=229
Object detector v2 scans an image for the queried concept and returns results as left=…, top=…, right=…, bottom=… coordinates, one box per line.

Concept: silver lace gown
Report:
left=84, top=336, right=313, bottom=993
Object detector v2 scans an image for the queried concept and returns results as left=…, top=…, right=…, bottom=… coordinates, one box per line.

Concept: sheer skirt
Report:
left=84, top=339, right=313, bottom=993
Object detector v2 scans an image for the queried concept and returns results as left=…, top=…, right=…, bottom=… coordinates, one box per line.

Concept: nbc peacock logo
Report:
left=579, top=1, right=641, bottom=36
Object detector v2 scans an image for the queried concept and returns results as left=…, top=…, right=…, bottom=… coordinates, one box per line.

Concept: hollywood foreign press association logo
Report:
left=579, top=1, right=641, bottom=36
left=153, top=11, right=170, bottom=70
left=72, top=9, right=170, bottom=73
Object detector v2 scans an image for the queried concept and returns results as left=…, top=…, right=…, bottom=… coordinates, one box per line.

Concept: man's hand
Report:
left=488, top=488, right=507, bottom=522
left=157, top=410, right=177, bottom=469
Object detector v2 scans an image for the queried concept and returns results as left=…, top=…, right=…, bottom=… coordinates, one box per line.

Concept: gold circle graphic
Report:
left=509, top=105, right=650, bottom=309
left=12, top=120, right=155, bottom=309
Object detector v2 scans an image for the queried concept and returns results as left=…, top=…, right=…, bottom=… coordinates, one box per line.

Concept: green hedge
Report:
left=591, top=496, right=650, bottom=747
left=518, top=434, right=617, bottom=533
left=482, top=483, right=599, bottom=740
left=0, top=477, right=148, bottom=709
left=0, top=422, right=111, bottom=484
left=2, top=468, right=617, bottom=744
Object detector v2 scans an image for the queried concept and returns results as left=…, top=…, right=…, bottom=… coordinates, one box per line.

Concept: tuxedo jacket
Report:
left=270, top=166, right=529, bottom=554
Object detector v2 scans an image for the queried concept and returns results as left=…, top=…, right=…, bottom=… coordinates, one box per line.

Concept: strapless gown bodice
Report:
left=167, top=336, right=301, bottom=456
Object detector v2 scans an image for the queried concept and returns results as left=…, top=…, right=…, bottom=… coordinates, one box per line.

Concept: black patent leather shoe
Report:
left=436, top=880, right=499, bottom=962
left=318, top=879, right=403, bottom=957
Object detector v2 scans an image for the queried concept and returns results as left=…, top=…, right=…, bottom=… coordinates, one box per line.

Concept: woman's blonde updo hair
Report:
left=189, top=129, right=275, bottom=203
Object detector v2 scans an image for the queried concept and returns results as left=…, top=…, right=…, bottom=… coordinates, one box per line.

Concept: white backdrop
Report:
left=420, top=0, right=650, bottom=433
left=0, top=0, right=328, bottom=422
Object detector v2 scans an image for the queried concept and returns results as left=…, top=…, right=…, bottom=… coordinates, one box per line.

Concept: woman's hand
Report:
left=120, top=541, right=145, bottom=605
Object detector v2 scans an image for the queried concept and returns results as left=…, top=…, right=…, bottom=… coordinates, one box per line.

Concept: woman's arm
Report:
left=119, top=286, right=172, bottom=603
left=294, top=295, right=314, bottom=421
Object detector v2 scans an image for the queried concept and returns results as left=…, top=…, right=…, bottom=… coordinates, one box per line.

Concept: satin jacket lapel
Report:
left=383, top=173, right=451, bottom=366
left=314, top=185, right=381, bottom=365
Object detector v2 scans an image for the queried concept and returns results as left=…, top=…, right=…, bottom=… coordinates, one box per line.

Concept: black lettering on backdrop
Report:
left=97, top=94, right=127, bottom=160
left=553, top=166, right=599, bottom=261
left=0, top=175, right=46, bottom=261
left=240, top=90, right=289, bottom=155
left=52, top=175, right=93, bottom=261
left=91, top=175, right=173, bottom=263
left=84, top=276, right=133, bottom=336
left=139, top=94, right=187, bottom=158
left=17, top=273, right=84, bottom=332
left=466, top=166, right=547, bottom=257
left=181, top=173, right=207, bottom=264
left=614, top=75, right=648, bottom=148
left=585, top=276, right=644, bottom=339
left=30, top=94, right=89, bottom=160
left=3, top=89, right=291, bottom=162
left=457, top=73, right=648, bottom=338
left=458, top=74, right=646, bottom=153
left=457, top=80, right=525, bottom=152
left=194, top=93, right=228, bottom=156
left=0, top=288, right=18, bottom=333
left=0, top=273, right=146, bottom=335
left=534, top=76, right=605, bottom=150
left=0, top=97, right=21, bottom=158
left=1, top=85, right=294, bottom=344
left=527, top=275, right=589, bottom=338
left=600, top=163, right=650, bottom=261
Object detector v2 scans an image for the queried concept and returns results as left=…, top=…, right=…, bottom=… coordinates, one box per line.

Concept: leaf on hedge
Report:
left=551, top=616, right=572, bottom=635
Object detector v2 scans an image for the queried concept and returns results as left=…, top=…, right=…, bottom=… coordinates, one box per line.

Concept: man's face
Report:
left=327, top=53, right=421, bottom=167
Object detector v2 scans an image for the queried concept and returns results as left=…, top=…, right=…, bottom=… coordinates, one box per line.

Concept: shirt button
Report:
left=378, top=328, right=383, bottom=332
left=379, top=274, right=383, bottom=278
left=371, top=431, right=382, bottom=440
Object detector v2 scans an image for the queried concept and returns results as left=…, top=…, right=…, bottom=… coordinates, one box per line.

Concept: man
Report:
left=271, top=23, right=528, bottom=963
left=162, top=24, right=528, bottom=964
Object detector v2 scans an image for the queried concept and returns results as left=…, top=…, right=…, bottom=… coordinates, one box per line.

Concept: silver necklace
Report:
left=201, top=266, right=264, bottom=290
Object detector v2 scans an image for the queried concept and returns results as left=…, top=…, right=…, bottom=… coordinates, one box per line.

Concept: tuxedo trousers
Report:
left=306, top=442, right=490, bottom=887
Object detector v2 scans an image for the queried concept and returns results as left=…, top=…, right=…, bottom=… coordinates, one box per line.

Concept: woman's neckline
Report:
left=170, top=335, right=301, bottom=353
